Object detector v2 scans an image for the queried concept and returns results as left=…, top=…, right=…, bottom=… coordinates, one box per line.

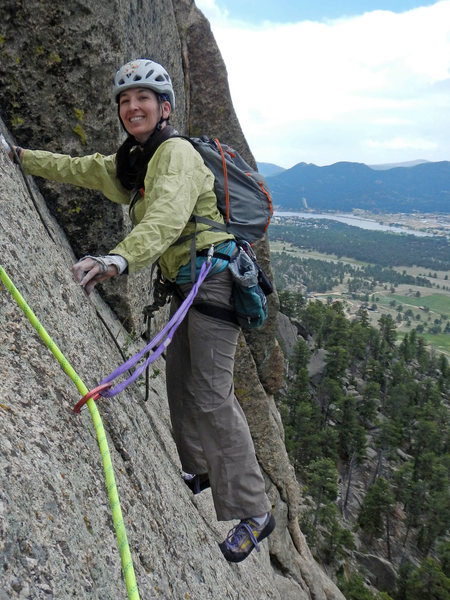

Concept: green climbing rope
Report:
left=0, top=265, right=140, bottom=600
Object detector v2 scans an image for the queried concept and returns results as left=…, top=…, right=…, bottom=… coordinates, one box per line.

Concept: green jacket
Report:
left=22, top=138, right=233, bottom=280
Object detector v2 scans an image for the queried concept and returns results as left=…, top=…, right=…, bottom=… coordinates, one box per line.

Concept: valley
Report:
left=269, top=214, right=450, bottom=356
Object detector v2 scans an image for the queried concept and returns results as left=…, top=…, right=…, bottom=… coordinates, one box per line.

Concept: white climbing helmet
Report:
left=113, top=59, right=175, bottom=109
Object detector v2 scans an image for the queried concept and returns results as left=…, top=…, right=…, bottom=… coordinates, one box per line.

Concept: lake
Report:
left=274, top=211, right=431, bottom=237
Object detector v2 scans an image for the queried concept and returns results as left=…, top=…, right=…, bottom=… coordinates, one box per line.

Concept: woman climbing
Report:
left=1, top=58, right=275, bottom=562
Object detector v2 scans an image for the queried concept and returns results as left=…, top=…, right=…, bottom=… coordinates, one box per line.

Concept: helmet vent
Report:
left=114, top=59, right=175, bottom=108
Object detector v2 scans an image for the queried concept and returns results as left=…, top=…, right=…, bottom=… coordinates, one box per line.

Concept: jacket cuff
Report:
left=105, top=254, right=128, bottom=275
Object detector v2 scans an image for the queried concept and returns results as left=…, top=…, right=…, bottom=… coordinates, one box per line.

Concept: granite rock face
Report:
left=0, top=1, right=344, bottom=598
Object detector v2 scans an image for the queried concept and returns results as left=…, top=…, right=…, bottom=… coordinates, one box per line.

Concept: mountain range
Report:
left=257, top=160, right=450, bottom=213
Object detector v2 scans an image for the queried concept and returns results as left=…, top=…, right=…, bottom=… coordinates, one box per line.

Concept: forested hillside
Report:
left=270, top=214, right=450, bottom=597
left=269, top=218, right=450, bottom=357
left=269, top=220, right=450, bottom=272
left=272, top=254, right=435, bottom=294
left=277, top=295, right=450, bottom=599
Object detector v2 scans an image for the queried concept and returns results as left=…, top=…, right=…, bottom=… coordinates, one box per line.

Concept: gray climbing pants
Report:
left=166, top=268, right=271, bottom=521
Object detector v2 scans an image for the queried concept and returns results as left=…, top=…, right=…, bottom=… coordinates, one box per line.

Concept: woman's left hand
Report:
left=72, top=256, right=118, bottom=295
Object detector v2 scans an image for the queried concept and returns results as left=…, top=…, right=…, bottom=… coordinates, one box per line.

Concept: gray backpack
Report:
left=185, top=136, right=273, bottom=243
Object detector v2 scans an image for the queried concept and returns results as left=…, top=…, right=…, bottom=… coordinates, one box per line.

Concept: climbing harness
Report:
left=75, top=252, right=213, bottom=411
left=0, top=265, right=140, bottom=600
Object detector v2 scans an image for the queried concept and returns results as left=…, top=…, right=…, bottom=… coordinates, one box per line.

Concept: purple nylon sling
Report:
left=98, top=259, right=212, bottom=399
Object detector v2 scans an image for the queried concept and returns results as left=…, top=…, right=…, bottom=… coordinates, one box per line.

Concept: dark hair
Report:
left=116, top=136, right=149, bottom=191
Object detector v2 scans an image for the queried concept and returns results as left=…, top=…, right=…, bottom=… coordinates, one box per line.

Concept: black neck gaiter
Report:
left=116, top=124, right=178, bottom=190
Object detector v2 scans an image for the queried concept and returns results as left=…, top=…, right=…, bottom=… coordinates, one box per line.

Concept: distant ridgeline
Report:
left=259, top=160, right=450, bottom=213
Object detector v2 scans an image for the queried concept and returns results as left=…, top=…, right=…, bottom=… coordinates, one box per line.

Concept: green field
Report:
left=388, top=293, right=450, bottom=317
left=421, top=332, right=450, bottom=354
left=270, top=241, right=450, bottom=357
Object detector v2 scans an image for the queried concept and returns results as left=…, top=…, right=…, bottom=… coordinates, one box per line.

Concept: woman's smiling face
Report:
left=118, top=87, right=171, bottom=143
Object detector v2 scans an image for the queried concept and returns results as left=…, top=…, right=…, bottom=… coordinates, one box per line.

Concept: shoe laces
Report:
left=224, top=519, right=261, bottom=553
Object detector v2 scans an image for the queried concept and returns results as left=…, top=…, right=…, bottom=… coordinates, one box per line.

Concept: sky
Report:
left=195, top=1, right=450, bottom=168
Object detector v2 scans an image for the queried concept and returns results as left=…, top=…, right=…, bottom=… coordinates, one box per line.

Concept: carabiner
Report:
left=73, top=382, right=112, bottom=414
left=206, top=244, right=215, bottom=264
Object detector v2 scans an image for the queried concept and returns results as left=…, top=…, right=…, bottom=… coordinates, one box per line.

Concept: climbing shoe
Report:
left=219, top=512, right=275, bottom=563
left=182, top=473, right=210, bottom=495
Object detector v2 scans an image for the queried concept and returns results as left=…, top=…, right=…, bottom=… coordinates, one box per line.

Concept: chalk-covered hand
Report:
left=72, top=255, right=119, bottom=295
left=1, top=134, right=23, bottom=162
left=1, top=134, right=12, bottom=157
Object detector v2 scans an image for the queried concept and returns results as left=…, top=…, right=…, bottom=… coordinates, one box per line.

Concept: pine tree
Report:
left=306, top=458, right=338, bottom=527
left=317, top=377, right=342, bottom=426
left=358, top=478, right=395, bottom=547
left=336, top=394, right=367, bottom=462
left=278, top=289, right=305, bottom=319
left=359, top=381, right=380, bottom=425
left=319, top=503, right=354, bottom=563
left=325, top=345, right=349, bottom=381
left=437, top=541, right=450, bottom=577
left=379, top=314, right=397, bottom=349
left=396, top=558, right=450, bottom=600
left=302, top=300, right=326, bottom=341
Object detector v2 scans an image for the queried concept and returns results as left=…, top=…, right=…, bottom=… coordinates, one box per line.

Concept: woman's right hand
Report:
left=1, top=134, right=12, bottom=159
left=1, top=134, right=23, bottom=162
left=72, top=256, right=118, bottom=295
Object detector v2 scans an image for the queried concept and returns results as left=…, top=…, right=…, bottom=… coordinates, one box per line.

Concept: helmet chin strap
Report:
left=136, top=118, right=169, bottom=147
left=155, top=116, right=169, bottom=131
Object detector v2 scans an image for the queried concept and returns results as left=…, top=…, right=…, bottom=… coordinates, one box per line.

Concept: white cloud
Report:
left=365, top=137, right=438, bottom=151
left=195, top=0, right=229, bottom=22
left=195, top=1, right=450, bottom=167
